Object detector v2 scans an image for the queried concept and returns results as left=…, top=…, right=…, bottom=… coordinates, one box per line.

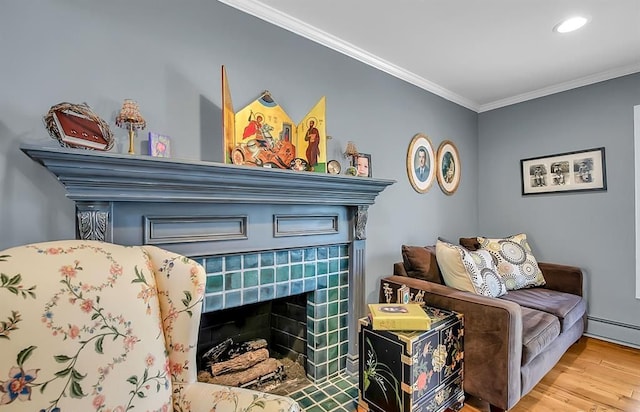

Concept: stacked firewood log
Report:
left=200, top=338, right=286, bottom=389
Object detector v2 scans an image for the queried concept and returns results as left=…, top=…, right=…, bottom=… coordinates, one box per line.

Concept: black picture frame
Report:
left=520, top=147, right=607, bottom=195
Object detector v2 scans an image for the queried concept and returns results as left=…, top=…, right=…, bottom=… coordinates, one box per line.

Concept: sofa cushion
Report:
left=477, top=233, right=546, bottom=290
left=520, top=306, right=561, bottom=365
left=500, top=288, right=586, bottom=332
left=435, top=240, right=508, bottom=298
left=401, top=245, right=443, bottom=284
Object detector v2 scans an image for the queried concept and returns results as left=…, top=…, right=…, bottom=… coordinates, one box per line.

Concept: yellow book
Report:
left=367, top=303, right=431, bottom=331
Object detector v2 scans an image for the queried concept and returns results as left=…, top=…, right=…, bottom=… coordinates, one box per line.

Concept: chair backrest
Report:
left=0, top=240, right=205, bottom=411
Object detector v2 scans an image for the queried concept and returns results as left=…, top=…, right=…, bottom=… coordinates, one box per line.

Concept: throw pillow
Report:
left=401, top=245, right=443, bottom=283
left=435, top=239, right=507, bottom=298
left=477, top=233, right=546, bottom=290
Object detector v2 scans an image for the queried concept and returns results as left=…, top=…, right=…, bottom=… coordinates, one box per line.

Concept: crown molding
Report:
left=479, top=62, right=640, bottom=112
left=218, top=0, right=479, bottom=112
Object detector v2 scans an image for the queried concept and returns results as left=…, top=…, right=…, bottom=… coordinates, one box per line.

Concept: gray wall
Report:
left=0, top=1, right=477, bottom=308
left=478, top=73, right=640, bottom=347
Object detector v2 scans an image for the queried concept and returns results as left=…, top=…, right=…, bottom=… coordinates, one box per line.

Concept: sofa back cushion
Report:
left=435, top=239, right=508, bottom=297
left=401, top=245, right=444, bottom=284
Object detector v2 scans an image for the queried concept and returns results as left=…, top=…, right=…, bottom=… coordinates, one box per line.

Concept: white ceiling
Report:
left=220, top=0, right=640, bottom=112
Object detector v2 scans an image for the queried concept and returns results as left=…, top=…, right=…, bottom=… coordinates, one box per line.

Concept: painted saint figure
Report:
left=304, top=119, right=320, bottom=167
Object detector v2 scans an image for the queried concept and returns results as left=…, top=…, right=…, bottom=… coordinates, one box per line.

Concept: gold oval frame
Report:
left=436, top=140, right=461, bottom=195
left=406, top=133, right=436, bottom=194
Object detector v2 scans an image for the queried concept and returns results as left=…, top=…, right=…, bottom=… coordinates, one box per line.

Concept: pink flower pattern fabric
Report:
left=0, top=240, right=299, bottom=412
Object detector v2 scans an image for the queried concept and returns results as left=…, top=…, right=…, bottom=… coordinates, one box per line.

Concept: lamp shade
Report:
left=115, top=99, right=146, bottom=130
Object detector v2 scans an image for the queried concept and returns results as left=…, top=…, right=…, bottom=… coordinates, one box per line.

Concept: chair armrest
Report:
left=175, top=382, right=300, bottom=412
left=538, top=262, right=584, bottom=297
left=380, top=275, right=522, bottom=411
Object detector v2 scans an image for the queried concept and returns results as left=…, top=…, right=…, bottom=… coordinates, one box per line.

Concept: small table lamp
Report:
left=115, top=99, right=146, bottom=154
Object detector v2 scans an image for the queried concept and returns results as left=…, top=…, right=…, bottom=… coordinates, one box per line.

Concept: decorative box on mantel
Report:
left=20, top=143, right=395, bottom=376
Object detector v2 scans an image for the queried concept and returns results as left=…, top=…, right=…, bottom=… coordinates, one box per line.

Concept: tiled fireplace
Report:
left=21, top=144, right=393, bottom=381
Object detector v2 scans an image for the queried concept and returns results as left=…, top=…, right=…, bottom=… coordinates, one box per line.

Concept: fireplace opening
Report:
left=197, top=293, right=311, bottom=395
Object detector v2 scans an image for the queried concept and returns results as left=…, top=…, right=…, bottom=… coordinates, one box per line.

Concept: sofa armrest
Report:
left=393, top=262, right=408, bottom=276
left=538, top=262, right=583, bottom=297
left=380, top=275, right=523, bottom=411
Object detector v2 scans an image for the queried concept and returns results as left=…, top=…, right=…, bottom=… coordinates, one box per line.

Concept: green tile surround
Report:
left=197, top=244, right=350, bottom=384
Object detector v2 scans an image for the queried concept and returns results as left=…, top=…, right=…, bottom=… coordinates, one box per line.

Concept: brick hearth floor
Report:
left=289, top=373, right=358, bottom=411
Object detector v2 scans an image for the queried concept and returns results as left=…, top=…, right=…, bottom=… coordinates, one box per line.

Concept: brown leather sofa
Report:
left=379, top=238, right=586, bottom=412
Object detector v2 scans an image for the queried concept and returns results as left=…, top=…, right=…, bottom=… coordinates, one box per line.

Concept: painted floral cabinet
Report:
left=358, top=306, right=464, bottom=412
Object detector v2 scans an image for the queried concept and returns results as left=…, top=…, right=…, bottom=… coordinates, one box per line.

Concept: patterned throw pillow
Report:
left=435, top=239, right=507, bottom=297
left=477, top=233, right=546, bottom=290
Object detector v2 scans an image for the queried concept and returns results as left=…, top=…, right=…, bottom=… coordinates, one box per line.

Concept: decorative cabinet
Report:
left=358, top=306, right=464, bottom=412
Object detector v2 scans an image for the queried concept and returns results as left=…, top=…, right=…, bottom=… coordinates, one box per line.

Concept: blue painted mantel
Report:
left=21, top=143, right=395, bottom=375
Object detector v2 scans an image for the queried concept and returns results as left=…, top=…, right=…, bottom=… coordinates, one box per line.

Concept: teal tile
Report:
left=328, top=359, right=339, bottom=375
left=276, top=250, right=289, bottom=265
left=328, top=302, right=339, bottom=316
left=310, top=390, right=326, bottom=403
left=339, top=356, right=347, bottom=371
left=307, top=303, right=315, bottom=319
left=328, top=345, right=339, bottom=359
left=204, top=294, right=223, bottom=312
left=224, top=272, right=241, bottom=290
left=192, top=257, right=204, bottom=267
left=304, top=278, right=317, bottom=292
left=340, top=314, right=348, bottom=328
left=339, top=327, right=348, bottom=342
left=307, top=333, right=315, bottom=349
left=329, top=259, right=339, bottom=273
left=339, top=300, right=348, bottom=313
left=315, top=348, right=327, bottom=364
left=291, top=264, right=303, bottom=279
left=243, top=270, right=259, bottom=287
left=316, top=333, right=327, bottom=348
left=339, top=244, right=349, bottom=256
left=328, top=288, right=339, bottom=302
left=307, top=406, right=324, bottom=412
left=311, top=289, right=327, bottom=304
left=314, top=304, right=327, bottom=321
left=304, top=263, right=316, bottom=278
left=260, top=267, right=275, bottom=284
left=323, top=385, right=340, bottom=396
left=205, top=274, right=223, bottom=293
left=346, top=387, right=358, bottom=398
left=317, top=247, right=328, bottom=260
left=327, top=316, right=339, bottom=331
left=290, top=390, right=306, bottom=400
left=290, top=249, right=303, bottom=263
left=276, top=266, right=289, bottom=282
left=340, top=341, right=348, bottom=356
left=314, top=319, right=327, bottom=334
left=329, top=245, right=339, bottom=258
left=334, top=393, right=352, bottom=404
left=304, top=248, right=316, bottom=261
left=307, top=347, right=316, bottom=363
left=243, top=253, right=259, bottom=269
left=328, top=331, right=338, bottom=345
left=340, top=272, right=349, bottom=286
left=260, top=285, right=275, bottom=301
left=225, top=255, right=242, bottom=271
left=329, top=274, right=339, bottom=288
left=339, top=257, right=349, bottom=271
left=276, top=283, right=289, bottom=298
left=317, top=274, right=328, bottom=288
left=303, top=386, right=318, bottom=395
left=261, top=251, right=275, bottom=266
left=334, top=379, right=352, bottom=390
left=226, top=291, right=241, bottom=307
left=291, top=280, right=303, bottom=294
left=320, top=398, right=339, bottom=411
left=243, top=288, right=258, bottom=304
left=297, top=396, right=314, bottom=408
left=205, top=256, right=223, bottom=273
left=340, top=285, right=349, bottom=300
left=317, top=261, right=328, bottom=275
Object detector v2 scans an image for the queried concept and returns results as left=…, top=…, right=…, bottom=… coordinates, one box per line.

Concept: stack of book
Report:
left=367, top=303, right=431, bottom=331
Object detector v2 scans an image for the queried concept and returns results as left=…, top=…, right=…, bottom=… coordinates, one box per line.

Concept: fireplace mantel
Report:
left=22, top=142, right=394, bottom=377
left=21, top=144, right=394, bottom=206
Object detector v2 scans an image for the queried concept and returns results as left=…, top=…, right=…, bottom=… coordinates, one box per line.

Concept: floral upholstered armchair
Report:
left=0, top=240, right=300, bottom=412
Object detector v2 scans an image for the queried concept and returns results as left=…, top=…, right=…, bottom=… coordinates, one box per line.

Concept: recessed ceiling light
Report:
left=554, top=16, right=590, bottom=33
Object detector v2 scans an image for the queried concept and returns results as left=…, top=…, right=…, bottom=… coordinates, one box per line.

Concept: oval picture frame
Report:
left=436, top=140, right=461, bottom=195
left=406, top=133, right=436, bottom=193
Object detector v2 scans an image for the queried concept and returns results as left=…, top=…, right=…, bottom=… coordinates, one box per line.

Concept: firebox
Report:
left=196, top=244, right=350, bottom=383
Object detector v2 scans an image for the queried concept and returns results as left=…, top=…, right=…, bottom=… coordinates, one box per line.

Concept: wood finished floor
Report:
left=462, top=337, right=640, bottom=412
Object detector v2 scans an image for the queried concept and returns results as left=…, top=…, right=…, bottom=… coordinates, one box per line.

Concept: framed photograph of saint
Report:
left=436, top=140, right=461, bottom=195
left=520, top=147, right=606, bottom=195
left=406, top=133, right=436, bottom=193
